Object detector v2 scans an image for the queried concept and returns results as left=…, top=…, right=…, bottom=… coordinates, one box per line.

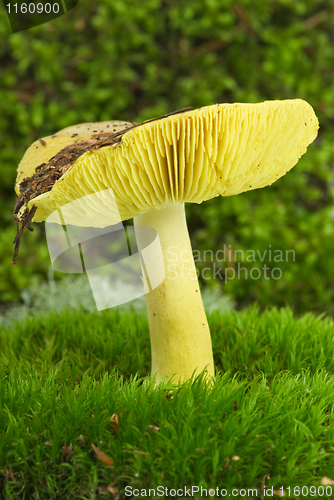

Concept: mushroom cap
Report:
left=16, top=100, right=319, bottom=227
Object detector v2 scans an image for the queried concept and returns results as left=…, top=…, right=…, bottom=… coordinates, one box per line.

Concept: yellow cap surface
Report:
left=16, top=100, right=319, bottom=227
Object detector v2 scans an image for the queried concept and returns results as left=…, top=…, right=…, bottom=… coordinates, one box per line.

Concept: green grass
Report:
left=1, top=303, right=334, bottom=499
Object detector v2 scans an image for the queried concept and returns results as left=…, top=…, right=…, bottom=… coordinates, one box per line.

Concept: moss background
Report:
left=0, top=0, right=334, bottom=314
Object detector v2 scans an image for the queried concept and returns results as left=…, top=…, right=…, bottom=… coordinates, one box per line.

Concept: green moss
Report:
left=1, top=305, right=334, bottom=497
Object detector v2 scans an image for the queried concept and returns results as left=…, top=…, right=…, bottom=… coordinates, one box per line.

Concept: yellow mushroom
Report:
left=13, top=100, right=319, bottom=383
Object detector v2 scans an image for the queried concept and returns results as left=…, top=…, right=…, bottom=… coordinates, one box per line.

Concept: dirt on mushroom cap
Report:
left=12, top=121, right=134, bottom=265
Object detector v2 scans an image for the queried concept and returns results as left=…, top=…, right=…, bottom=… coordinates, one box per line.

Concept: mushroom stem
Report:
left=134, top=202, right=214, bottom=383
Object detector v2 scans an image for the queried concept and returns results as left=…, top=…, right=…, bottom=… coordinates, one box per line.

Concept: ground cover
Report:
left=1, top=295, right=334, bottom=499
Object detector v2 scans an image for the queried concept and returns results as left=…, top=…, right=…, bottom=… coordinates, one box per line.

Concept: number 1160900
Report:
left=6, top=3, right=60, bottom=14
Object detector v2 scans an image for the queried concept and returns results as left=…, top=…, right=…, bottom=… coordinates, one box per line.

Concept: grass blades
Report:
left=1, top=305, right=334, bottom=498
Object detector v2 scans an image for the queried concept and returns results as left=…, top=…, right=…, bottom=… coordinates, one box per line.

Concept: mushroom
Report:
left=13, top=100, right=319, bottom=382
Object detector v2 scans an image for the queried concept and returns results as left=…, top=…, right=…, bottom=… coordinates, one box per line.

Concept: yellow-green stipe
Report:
left=134, top=203, right=214, bottom=383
